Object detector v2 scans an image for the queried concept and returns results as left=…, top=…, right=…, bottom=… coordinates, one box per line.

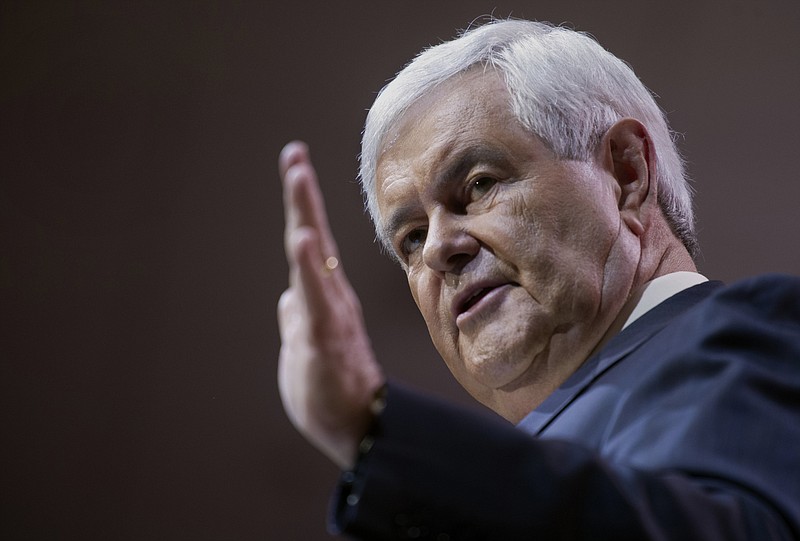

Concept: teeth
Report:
left=463, top=288, right=488, bottom=311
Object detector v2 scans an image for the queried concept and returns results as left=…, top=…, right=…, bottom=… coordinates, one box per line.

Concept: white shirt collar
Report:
left=620, top=271, right=709, bottom=330
left=589, top=272, right=708, bottom=357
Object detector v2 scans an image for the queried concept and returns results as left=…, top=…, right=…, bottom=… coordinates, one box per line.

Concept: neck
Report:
left=633, top=213, right=697, bottom=287
left=488, top=221, right=697, bottom=423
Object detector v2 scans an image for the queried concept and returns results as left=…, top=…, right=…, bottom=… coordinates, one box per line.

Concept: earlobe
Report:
left=601, top=118, right=654, bottom=236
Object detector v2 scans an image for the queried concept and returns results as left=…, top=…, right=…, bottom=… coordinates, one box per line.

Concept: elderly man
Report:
left=278, top=19, right=800, bottom=539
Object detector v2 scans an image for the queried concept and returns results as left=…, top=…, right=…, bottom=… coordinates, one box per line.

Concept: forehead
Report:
left=378, top=68, right=513, bottom=166
left=375, top=69, right=524, bottom=225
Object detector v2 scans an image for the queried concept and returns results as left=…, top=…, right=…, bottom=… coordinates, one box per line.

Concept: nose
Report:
left=422, top=212, right=479, bottom=276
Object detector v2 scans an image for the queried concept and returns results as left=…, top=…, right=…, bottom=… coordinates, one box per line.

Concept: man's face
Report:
left=375, top=69, right=640, bottom=419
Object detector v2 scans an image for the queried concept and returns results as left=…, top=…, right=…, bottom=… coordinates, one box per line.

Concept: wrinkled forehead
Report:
left=377, top=67, right=510, bottom=162
left=372, top=69, right=525, bottom=246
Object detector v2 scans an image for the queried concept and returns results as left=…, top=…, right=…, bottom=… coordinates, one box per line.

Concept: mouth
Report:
left=461, top=287, right=493, bottom=313
left=453, top=280, right=519, bottom=319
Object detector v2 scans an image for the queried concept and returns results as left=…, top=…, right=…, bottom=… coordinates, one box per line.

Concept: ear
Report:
left=599, top=118, right=655, bottom=237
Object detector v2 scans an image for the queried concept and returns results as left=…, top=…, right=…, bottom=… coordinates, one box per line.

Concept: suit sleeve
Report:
left=328, top=276, right=800, bottom=540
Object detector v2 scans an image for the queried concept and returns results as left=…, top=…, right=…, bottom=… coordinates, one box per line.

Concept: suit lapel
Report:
left=517, top=281, right=725, bottom=436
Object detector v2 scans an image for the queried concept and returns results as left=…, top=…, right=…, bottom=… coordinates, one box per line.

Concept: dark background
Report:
left=2, top=1, right=798, bottom=539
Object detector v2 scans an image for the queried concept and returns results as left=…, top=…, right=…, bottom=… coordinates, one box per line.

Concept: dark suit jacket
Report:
left=330, top=274, right=800, bottom=540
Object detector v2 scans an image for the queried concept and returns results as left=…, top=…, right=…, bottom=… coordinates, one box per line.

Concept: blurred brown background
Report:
left=1, top=1, right=798, bottom=539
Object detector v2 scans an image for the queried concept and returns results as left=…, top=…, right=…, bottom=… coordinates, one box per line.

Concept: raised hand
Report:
left=277, top=141, right=385, bottom=469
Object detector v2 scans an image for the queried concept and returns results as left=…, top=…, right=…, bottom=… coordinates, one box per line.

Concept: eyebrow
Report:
left=381, top=203, right=417, bottom=249
left=435, top=146, right=509, bottom=193
left=381, top=145, right=511, bottom=243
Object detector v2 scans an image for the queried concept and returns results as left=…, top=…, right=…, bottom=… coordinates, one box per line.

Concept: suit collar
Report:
left=517, top=280, right=725, bottom=435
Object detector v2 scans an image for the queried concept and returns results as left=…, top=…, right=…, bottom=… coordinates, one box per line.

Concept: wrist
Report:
left=340, top=382, right=388, bottom=470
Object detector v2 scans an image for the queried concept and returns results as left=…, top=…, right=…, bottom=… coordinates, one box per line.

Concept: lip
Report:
left=451, top=278, right=515, bottom=321
left=454, top=283, right=517, bottom=328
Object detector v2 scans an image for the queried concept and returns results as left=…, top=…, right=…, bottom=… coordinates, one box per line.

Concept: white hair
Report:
left=359, top=19, right=697, bottom=257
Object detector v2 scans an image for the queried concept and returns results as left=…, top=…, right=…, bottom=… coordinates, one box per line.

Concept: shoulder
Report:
left=707, top=273, right=800, bottom=311
left=596, top=275, right=800, bottom=469
left=685, top=273, right=800, bottom=337
left=653, top=273, right=800, bottom=359
left=600, top=273, right=800, bottom=427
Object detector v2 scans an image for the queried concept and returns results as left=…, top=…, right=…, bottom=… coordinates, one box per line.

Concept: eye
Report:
left=468, top=176, right=497, bottom=202
left=400, top=227, right=427, bottom=257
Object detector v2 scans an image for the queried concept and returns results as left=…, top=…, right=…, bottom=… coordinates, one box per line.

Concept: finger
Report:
left=278, top=140, right=309, bottom=180
left=282, top=160, right=316, bottom=258
left=280, top=145, right=341, bottom=268
left=283, top=160, right=341, bottom=264
left=288, top=225, right=336, bottom=322
left=280, top=141, right=316, bottom=242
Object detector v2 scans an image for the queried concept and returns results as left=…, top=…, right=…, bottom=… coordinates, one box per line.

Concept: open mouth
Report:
left=457, top=282, right=519, bottom=317
left=461, top=287, right=494, bottom=313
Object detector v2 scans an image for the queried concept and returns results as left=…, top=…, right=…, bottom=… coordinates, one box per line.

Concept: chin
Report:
left=462, top=348, right=535, bottom=392
left=459, top=321, right=548, bottom=386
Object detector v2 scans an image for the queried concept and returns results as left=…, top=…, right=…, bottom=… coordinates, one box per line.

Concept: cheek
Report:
left=407, top=268, right=426, bottom=312
left=409, top=273, right=443, bottom=329
left=524, top=183, right=618, bottom=257
left=510, top=201, right=612, bottom=316
left=408, top=273, right=459, bottom=351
